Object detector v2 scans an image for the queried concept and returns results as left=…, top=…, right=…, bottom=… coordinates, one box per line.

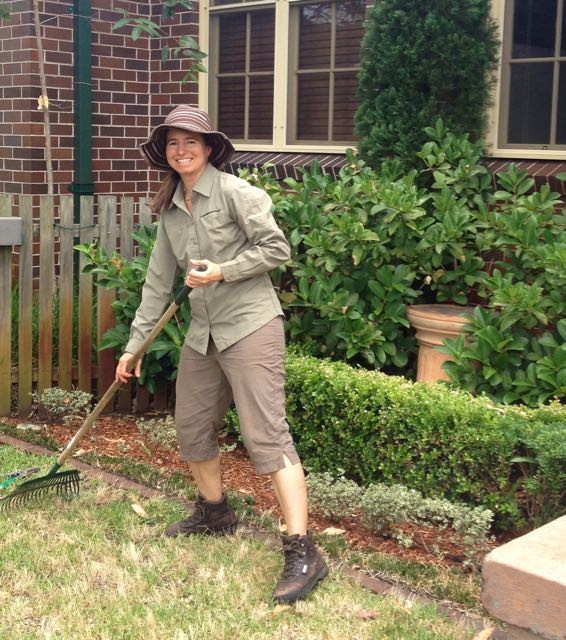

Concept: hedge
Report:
left=283, top=349, right=565, bottom=531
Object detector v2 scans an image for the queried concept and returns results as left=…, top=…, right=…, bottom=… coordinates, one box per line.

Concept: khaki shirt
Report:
left=125, top=163, right=290, bottom=356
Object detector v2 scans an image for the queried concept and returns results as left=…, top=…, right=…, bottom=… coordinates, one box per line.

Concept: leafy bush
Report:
left=306, top=471, right=364, bottom=519
left=355, top=0, right=499, bottom=172
left=241, top=122, right=566, bottom=405
left=76, top=226, right=188, bottom=393
left=136, top=414, right=178, bottom=451
left=307, top=472, right=493, bottom=566
left=285, top=350, right=566, bottom=530
left=436, top=163, right=566, bottom=405
left=360, top=483, right=422, bottom=534
left=241, top=157, right=426, bottom=373
left=32, top=387, right=93, bottom=423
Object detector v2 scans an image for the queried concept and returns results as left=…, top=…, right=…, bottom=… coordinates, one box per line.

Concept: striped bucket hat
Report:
left=140, top=105, right=235, bottom=170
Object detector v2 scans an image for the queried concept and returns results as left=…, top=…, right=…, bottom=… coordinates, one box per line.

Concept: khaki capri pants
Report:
left=175, top=316, right=300, bottom=475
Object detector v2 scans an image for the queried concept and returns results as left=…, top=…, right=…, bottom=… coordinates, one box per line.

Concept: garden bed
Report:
left=2, top=414, right=505, bottom=570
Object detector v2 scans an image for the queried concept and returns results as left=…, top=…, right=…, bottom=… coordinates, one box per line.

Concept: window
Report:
left=499, top=0, right=566, bottom=149
left=205, top=0, right=366, bottom=150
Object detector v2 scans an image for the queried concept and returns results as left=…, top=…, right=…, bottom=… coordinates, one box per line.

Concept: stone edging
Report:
left=1, top=432, right=508, bottom=638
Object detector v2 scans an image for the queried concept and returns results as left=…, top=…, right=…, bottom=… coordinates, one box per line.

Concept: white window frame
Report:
left=198, top=0, right=360, bottom=154
left=485, top=0, right=566, bottom=160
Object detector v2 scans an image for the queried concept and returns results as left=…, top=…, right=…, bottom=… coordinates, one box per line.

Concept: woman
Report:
left=115, top=105, right=328, bottom=604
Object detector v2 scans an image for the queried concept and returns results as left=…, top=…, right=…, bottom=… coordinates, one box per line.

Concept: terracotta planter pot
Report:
left=407, top=304, right=475, bottom=383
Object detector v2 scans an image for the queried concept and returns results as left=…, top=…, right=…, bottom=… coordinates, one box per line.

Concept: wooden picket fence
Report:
left=0, top=193, right=173, bottom=417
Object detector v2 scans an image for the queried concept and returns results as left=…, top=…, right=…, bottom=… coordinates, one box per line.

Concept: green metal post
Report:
left=70, top=0, right=94, bottom=224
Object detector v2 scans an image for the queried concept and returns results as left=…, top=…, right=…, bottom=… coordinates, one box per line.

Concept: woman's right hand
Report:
left=115, top=352, right=142, bottom=384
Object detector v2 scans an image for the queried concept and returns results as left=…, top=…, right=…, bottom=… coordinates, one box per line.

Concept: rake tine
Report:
left=0, top=470, right=81, bottom=512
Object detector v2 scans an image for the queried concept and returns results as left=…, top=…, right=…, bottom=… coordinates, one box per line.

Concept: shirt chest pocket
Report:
left=198, top=209, right=239, bottom=243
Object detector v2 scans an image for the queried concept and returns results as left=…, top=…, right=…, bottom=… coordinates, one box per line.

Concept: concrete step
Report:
left=481, top=515, right=566, bottom=640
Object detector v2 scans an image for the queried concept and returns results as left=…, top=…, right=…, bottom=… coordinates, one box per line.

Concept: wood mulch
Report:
left=7, top=414, right=502, bottom=568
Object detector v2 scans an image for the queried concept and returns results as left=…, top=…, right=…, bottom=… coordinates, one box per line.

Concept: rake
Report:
left=0, top=284, right=192, bottom=511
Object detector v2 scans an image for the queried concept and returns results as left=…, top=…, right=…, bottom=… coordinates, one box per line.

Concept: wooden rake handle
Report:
left=54, top=285, right=192, bottom=469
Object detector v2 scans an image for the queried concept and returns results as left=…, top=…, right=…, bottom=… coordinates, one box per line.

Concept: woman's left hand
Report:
left=186, top=259, right=224, bottom=288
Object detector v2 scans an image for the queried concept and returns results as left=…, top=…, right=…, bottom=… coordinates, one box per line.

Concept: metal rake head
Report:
left=0, top=469, right=81, bottom=512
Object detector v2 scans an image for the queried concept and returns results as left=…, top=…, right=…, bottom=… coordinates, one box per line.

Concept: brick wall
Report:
left=0, top=0, right=199, bottom=198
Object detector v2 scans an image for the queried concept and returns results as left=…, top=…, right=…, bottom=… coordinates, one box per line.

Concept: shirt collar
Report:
left=192, top=162, right=218, bottom=197
left=171, top=163, right=218, bottom=211
left=171, top=180, right=187, bottom=212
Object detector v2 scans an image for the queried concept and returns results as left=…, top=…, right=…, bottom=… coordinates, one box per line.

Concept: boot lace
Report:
left=180, top=501, right=206, bottom=528
left=281, top=540, right=306, bottom=580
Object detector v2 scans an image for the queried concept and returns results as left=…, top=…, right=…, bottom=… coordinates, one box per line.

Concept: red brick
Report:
left=57, top=39, right=73, bottom=53
left=43, top=27, right=71, bottom=41
left=51, top=147, right=72, bottom=160
left=98, top=33, right=129, bottom=47
left=98, top=148, right=125, bottom=159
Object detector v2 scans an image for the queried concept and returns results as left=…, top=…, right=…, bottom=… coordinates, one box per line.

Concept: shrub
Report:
left=242, top=124, right=565, bottom=405
left=32, top=387, right=93, bottom=423
left=355, top=0, right=499, bottom=172
left=285, top=350, right=566, bottom=530
left=436, top=163, right=566, bottom=405
left=76, top=226, right=188, bottom=392
left=258, top=156, right=427, bottom=373
left=306, top=471, right=364, bottom=519
left=307, top=472, right=493, bottom=566
left=136, top=414, right=178, bottom=451
left=361, top=483, right=422, bottom=534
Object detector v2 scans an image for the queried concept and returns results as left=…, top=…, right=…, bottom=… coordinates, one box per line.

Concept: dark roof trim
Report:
left=484, top=158, right=566, bottom=195
left=226, top=151, right=566, bottom=195
left=226, top=151, right=348, bottom=180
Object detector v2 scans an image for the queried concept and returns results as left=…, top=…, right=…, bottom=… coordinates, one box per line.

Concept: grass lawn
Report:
left=0, top=446, right=482, bottom=640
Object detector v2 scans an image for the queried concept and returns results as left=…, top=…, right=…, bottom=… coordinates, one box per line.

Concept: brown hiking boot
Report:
left=165, top=494, right=238, bottom=538
left=273, top=533, right=329, bottom=603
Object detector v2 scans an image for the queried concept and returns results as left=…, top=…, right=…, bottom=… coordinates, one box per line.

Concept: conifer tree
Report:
left=355, top=0, right=499, bottom=171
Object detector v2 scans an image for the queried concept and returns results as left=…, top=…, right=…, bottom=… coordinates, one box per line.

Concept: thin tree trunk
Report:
left=32, top=0, right=54, bottom=195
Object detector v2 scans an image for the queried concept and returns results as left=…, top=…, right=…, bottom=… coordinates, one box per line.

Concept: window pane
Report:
left=249, top=76, right=274, bottom=140
left=557, top=62, right=566, bottom=144
left=298, top=4, right=332, bottom=69
left=562, top=0, right=566, bottom=56
left=335, top=1, right=365, bottom=67
left=219, top=14, right=246, bottom=73
left=512, top=0, right=557, bottom=59
left=218, top=77, right=246, bottom=139
left=332, top=72, right=358, bottom=140
left=250, top=10, right=275, bottom=72
left=508, top=62, right=553, bottom=144
left=296, top=74, right=329, bottom=140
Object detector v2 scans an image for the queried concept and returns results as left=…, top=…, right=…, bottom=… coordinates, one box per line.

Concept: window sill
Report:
left=486, top=148, right=566, bottom=161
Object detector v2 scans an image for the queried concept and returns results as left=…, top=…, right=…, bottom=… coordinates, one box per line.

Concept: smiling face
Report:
left=165, top=128, right=212, bottom=183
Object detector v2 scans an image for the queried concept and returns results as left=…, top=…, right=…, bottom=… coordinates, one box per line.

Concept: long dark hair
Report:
left=150, top=171, right=181, bottom=214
